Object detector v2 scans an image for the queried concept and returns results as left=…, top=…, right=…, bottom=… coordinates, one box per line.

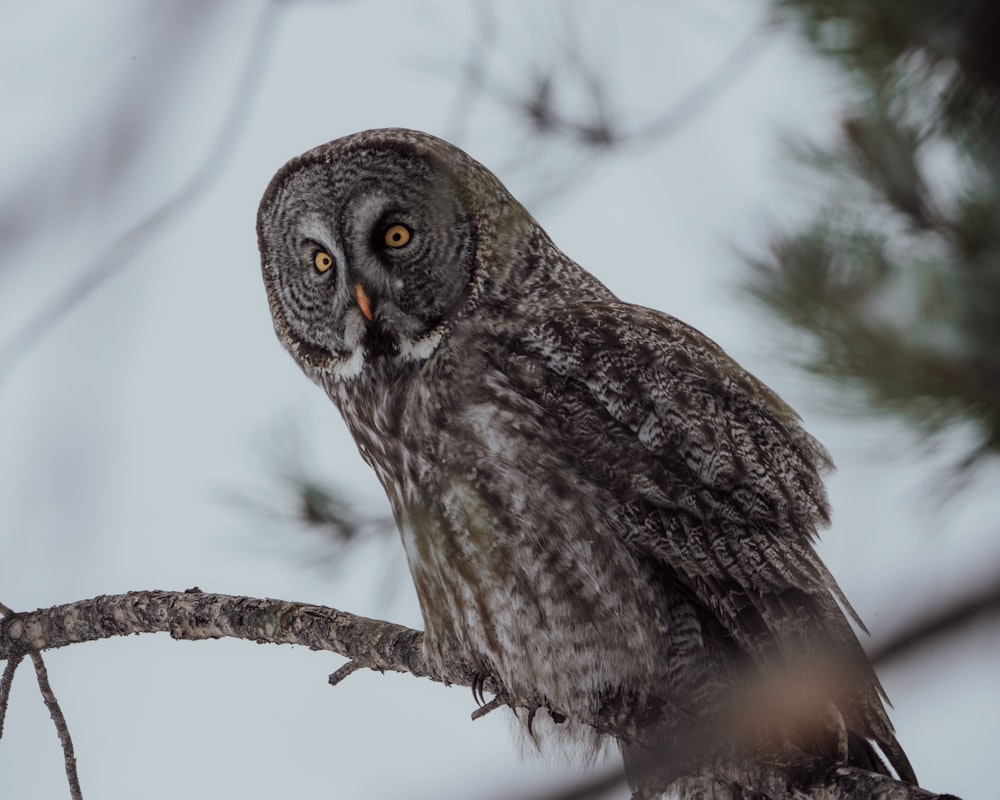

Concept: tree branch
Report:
left=0, top=589, right=481, bottom=693
left=1, top=587, right=976, bottom=800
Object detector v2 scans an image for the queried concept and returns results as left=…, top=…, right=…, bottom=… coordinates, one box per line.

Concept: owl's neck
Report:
left=322, top=351, right=423, bottom=460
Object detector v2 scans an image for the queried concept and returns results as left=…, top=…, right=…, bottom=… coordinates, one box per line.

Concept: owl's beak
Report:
left=354, top=284, right=374, bottom=321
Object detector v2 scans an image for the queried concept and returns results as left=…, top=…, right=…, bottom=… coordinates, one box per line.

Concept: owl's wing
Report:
left=509, top=299, right=906, bottom=757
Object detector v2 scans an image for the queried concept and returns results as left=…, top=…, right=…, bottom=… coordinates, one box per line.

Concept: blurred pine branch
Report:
left=749, top=0, right=1000, bottom=467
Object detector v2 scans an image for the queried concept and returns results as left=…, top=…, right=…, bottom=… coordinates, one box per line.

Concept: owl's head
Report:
left=257, top=128, right=524, bottom=381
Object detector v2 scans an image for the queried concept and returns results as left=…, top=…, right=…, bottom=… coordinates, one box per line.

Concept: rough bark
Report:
left=0, top=590, right=448, bottom=683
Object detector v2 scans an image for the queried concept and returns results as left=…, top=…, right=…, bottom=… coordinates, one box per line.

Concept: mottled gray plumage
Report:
left=257, top=128, right=915, bottom=793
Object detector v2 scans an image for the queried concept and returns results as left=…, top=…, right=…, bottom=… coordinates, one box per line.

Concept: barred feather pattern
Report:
left=257, top=128, right=916, bottom=792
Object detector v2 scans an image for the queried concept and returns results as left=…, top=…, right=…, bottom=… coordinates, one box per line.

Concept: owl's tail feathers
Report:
left=848, top=729, right=917, bottom=786
left=873, top=733, right=918, bottom=787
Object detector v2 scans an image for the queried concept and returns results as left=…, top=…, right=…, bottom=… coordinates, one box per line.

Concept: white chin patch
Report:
left=329, top=346, right=366, bottom=379
left=319, top=314, right=367, bottom=380
left=343, top=312, right=366, bottom=351
left=399, top=328, right=445, bottom=362
left=326, top=321, right=445, bottom=381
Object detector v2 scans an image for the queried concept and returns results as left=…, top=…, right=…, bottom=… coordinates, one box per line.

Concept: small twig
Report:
left=470, top=696, right=503, bottom=721
left=30, top=652, right=82, bottom=800
left=328, top=659, right=367, bottom=687
left=0, top=655, right=23, bottom=739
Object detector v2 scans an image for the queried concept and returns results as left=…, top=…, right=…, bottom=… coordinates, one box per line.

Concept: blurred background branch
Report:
left=430, top=2, right=773, bottom=208
left=0, top=0, right=282, bottom=381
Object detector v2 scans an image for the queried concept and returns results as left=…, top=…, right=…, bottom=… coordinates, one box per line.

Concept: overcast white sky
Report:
left=1, top=2, right=998, bottom=798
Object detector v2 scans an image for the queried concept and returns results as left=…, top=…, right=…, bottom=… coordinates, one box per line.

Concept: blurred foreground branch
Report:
left=870, top=575, right=1000, bottom=666
left=524, top=575, right=1000, bottom=800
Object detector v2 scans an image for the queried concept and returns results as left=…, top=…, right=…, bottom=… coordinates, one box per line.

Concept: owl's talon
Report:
left=471, top=671, right=487, bottom=706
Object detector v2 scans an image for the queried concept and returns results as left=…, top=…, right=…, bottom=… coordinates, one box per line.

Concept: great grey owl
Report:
left=257, top=128, right=916, bottom=795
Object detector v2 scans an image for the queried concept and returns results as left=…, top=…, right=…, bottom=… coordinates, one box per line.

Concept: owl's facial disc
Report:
left=258, top=140, right=478, bottom=375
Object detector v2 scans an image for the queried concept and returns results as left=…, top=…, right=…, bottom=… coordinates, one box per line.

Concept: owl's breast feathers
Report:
left=330, top=285, right=914, bottom=782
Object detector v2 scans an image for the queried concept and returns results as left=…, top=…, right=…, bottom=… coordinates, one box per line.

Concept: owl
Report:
left=256, top=128, right=916, bottom=794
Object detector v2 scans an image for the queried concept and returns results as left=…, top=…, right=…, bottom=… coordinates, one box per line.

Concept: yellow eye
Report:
left=313, top=250, right=333, bottom=273
left=384, top=224, right=411, bottom=248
